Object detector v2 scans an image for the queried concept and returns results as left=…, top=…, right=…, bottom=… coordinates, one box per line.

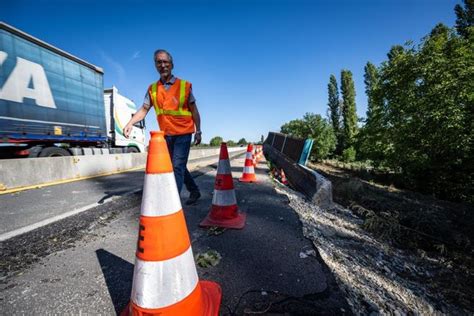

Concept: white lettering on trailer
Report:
left=0, top=51, right=57, bottom=109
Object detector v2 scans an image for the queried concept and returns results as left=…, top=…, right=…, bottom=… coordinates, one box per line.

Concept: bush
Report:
left=209, top=136, right=223, bottom=147
left=237, top=138, right=247, bottom=145
left=342, top=146, right=356, bottom=162
left=280, top=112, right=336, bottom=161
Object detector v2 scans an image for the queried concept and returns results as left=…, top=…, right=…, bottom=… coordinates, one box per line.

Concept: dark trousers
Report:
left=165, top=133, right=199, bottom=194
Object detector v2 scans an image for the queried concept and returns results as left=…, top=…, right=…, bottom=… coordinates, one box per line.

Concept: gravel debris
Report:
left=274, top=185, right=472, bottom=315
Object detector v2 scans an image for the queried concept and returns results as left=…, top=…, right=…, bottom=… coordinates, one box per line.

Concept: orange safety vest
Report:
left=148, top=78, right=195, bottom=135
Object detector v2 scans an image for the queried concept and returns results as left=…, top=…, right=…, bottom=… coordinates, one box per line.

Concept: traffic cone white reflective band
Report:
left=243, top=166, right=255, bottom=174
left=212, top=189, right=237, bottom=206
left=245, top=152, right=253, bottom=159
left=217, top=159, right=231, bottom=174
left=141, top=173, right=181, bottom=216
left=131, top=247, right=198, bottom=309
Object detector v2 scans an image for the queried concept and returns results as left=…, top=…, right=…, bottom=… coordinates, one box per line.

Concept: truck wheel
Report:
left=127, top=147, right=139, bottom=153
left=39, top=147, right=71, bottom=157
left=28, top=146, right=44, bottom=158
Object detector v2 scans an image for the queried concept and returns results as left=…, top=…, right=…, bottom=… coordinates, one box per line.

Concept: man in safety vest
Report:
left=123, top=49, right=202, bottom=205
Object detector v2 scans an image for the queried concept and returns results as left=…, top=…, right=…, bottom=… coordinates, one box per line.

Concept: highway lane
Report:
left=0, top=170, right=144, bottom=238
left=0, top=155, right=351, bottom=314
left=0, top=152, right=241, bottom=241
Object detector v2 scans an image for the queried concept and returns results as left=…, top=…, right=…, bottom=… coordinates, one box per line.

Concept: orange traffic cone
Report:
left=239, top=144, right=257, bottom=182
left=272, top=168, right=279, bottom=179
left=254, top=146, right=260, bottom=164
left=258, top=146, right=264, bottom=161
left=122, top=131, right=221, bottom=316
left=280, top=169, right=288, bottom=185
left=200, top=142, right=246, bottom=229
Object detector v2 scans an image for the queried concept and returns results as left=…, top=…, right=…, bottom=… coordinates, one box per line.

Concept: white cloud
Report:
left=99, top=50, right=126, bottom=86
left=131, top=51, right=141, bottom=60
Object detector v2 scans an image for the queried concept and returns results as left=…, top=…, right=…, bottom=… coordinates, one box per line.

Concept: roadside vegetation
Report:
left=281, top=0, right=474, bottom=204
left=193, top=137, right=249, bottom=147
left=279, top=1, right=473, bottom=307
left=194, top=136, right=263, bottom=147
left=281, top=0, right=473, bottom=205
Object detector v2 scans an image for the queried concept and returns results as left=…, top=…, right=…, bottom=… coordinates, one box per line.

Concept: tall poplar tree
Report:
left=327, top=74, right=341, bottom=154
left=358, top=62, right=388, bottom=164
left=364, top=62, right=381, bottom=125
left=340, top=70, right=358, bottom=150
left=455, top=0, right=474, bottom=39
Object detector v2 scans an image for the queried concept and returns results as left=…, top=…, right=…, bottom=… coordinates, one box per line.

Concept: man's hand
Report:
left=194, top=132, right=202, bottom=145
left=123, top=124, right=133, bottom=138
left=123, top=105, right=150, bottom=139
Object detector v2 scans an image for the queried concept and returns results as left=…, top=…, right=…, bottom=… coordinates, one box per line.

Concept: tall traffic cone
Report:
left=122, top=131, right=221, bottom=316
left=239, top=144, right=257, bottom=182
left=200, top=142, right=246, bottom=229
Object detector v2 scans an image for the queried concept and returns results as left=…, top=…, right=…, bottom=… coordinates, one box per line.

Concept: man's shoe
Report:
left=185, top=191, right=201, bottom=205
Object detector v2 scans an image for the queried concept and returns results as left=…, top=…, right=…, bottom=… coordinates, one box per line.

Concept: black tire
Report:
left=38, top=147, right=71, bottom=157
left=28, top=146, right=44, bottom=158
left=127, top=147, right=139, bottom=153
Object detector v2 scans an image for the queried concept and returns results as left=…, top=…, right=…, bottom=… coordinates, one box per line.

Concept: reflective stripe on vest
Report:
left=150, top=80, right=192, bottom=116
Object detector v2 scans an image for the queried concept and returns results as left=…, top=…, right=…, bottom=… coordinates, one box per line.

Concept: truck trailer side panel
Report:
left=0, top=23, right=106, bottom=143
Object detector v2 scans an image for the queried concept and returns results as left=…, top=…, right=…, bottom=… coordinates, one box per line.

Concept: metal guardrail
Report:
left=263, top=132, right=332, bottom=209
left=264, top=132, right=313, bottom=165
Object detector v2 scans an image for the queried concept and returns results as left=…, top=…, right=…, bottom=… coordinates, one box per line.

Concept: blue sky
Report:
left=1, top=0, right=459, bottom=143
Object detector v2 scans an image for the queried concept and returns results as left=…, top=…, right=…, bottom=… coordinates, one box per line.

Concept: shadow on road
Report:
left=96, top=248, right=133, bottom=314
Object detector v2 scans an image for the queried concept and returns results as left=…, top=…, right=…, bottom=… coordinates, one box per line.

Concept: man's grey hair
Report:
left=154, top=49, right=173, bottom=64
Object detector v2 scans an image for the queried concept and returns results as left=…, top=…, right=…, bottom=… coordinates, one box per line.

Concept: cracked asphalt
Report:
left=0, top=156, right=350, bottom=315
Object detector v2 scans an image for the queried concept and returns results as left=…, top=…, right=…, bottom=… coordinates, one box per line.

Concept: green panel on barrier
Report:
left=298, top=139, right=313, bottom=166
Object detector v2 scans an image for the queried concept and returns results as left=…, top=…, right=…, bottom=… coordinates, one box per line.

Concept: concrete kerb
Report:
left=263, top=144, right=333, bottom=209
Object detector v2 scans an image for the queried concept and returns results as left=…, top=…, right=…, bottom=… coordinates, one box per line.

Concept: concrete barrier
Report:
left=264, top=144, right=333, bottom=209
left=0, top=147, right=246, bottom=192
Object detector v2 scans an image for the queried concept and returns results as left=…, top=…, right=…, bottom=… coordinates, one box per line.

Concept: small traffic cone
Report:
left=272, top=168, right=279, bottom=179
left=122, top=131, right=221, bottom=316
left=252, top=152, right=257, bottom=167
left=280, top=169, right=288, bottom=185
left=239, top=144, right=257, bottom=182
left=258, top=146, right=264, bottom=161
left=254, top=146, right=261, bottom=164
left=200, top=142, right=246, bottom=229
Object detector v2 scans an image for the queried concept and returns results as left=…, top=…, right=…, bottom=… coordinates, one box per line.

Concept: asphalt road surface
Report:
left=0, top=156, right=350, bottom=315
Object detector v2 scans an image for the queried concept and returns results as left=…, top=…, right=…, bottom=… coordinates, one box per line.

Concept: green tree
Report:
left=380, top=24, right=473, bottom=201
left=327, top=74, right=341, bottom=154
left=358, top=62, right=389, bottom=165
left=455, top=0, right=474, bottom=39
left=209, top=136, right=223, bottom=147
left=237, top=138, right=247, bottom=145
left=340, top=70, right=358, bottom=151
left=280, top=113, right=336, bottom=161
left=227, top=140, right=236, bottom=147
